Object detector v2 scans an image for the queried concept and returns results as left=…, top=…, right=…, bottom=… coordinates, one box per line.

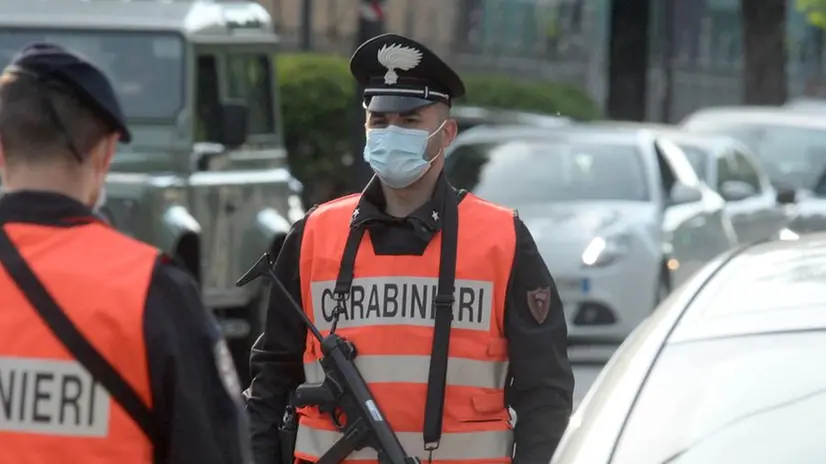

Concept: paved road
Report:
left=569, top=344, right=619, bottom=409
left=573, top=363, right=605, bottom=408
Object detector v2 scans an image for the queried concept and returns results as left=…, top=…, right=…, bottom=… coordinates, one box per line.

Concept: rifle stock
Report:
left=237, top=253, right=420, bottom=464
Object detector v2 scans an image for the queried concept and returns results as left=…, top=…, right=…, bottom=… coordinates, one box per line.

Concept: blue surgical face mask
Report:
left=363, top=120, right=447, bottom=189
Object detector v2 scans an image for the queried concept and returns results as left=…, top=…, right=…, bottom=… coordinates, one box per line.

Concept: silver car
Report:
left=591, top=122, right=796, bottom=243
left=681, top=106, right=826, bottom=193
left=444, top=125, right=737, bottom=345
left=452, top=105, right=571, bottom=133
left=666, top=131, right=796, bottom=243
left=553, top=232, right=826, bottom=464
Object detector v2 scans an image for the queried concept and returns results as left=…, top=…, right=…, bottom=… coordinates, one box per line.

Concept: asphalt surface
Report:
left=569, top=344, right=619, bottom=409
left=573, top=363, right=605, bottom=408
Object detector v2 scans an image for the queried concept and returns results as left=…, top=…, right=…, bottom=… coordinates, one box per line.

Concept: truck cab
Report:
left=0, top=0, right=304, bottom=379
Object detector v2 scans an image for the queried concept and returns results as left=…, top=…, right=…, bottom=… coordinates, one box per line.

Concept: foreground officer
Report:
left=245, top=34, right=574, bottom=464
left=0, top=43, right=252, bottom=463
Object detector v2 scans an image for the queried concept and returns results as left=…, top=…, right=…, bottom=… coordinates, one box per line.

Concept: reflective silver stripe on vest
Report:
left=296, top=426, right=514, bottom=461
left=303, top=355, right=509, bottom=389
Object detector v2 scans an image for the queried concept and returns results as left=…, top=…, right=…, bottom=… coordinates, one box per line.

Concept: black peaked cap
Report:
left=350, top=34, right=465, bottom=113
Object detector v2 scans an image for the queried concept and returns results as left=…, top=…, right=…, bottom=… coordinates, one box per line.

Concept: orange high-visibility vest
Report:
left=296, top=193, right=517, bottom=464
left=0, top=221, right=157, bottom=463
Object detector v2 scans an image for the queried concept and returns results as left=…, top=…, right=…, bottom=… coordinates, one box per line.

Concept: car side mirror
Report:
left=219, top=99, right=249, bottom=149
left=720, top=180, right=756, bottom=202
left=668, top=182, right=703, bottom=206
left=776, top=187, right=797, bottom=204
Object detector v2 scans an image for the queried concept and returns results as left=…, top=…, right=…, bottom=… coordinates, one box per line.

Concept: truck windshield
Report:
left=0, top=29, right=185, bottom=120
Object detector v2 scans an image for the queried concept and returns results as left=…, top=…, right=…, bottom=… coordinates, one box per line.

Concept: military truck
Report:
left=0, top=0, right=303, bottom=380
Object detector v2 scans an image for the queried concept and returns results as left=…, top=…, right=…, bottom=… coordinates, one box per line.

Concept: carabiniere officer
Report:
left=244, top=33, right=574, bottom=464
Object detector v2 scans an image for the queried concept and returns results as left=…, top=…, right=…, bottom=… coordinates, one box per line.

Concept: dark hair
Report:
left=0, top=71, right=113, bottom=164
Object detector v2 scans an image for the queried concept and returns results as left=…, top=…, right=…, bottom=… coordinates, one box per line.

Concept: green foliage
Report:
left=460, top=74, right=600, bottom=120
left=797, top=0, right=826, bottom=28
left=275, top=53, right=600, bottom=202
left=276, top=53, right=356, bottom=202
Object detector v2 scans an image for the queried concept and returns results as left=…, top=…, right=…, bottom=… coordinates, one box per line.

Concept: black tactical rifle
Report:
left=237, top=253, right=420, bottom=464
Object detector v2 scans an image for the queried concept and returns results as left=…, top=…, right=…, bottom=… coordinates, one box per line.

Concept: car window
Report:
left=455, top=120, right=485, bottom=134
left=673, top=144, right=708, bottom=181
left=611, top=331, right=826, bottom=464
left=731, top=150, right=763, bottom=193
left=655, top=138, right=699, bottom=186
left=716, top=151, right=737, bottom=190
left=226, top=53, right=275, bottom=135
left=716, top=149, right=762, bottom=197
left=684, top=121, right=826, bottom=190
left=445, top=139, right=650, bottom=205
left=195, top=55, right=223, bottom=143
left=0, top=29, right=185, bottom=120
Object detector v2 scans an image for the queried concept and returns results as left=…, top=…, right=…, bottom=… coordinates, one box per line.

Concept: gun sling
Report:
left=331, top=190, right=460, bottom=461
left=0, top=226, right=160, bottom=446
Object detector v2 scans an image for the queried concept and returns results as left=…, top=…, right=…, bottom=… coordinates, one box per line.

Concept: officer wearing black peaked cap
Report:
left=0, top=43, right=253, bottom=463
left=248, top=34, right=574, bottom=464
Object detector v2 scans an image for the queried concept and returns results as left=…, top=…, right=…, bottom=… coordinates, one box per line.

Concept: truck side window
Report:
left=226, top=54, right=275, bottom=135
left=195, top=55, right=222, bottom=142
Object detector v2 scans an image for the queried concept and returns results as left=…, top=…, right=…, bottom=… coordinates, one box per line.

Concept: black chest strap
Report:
left=332, top=195, right=459, bottom=458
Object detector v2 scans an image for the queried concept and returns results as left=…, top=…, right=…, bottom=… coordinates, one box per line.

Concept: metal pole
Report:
left=349, top=0, right=386, bottom=193
left=300, top=0, right=313, bottom=51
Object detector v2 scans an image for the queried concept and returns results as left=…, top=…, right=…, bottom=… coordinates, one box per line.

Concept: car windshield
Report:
left=445, top=139, right=650, bottom=205
left=685, top=121, right=826, bottom=190
left=0, top=29, right=185, bottom=120
left=674, top=143, right=708, bottom=181
left=611, top=331, right=826, bottom=464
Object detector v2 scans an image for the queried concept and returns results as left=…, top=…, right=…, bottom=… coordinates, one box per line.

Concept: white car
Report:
left=444, top=125, right=738, bottom=345
left=553, top=232, right=826, bottom=464
left=681, top=106, right=826, bottom=193
left=591, top=121, right=797, bottom=243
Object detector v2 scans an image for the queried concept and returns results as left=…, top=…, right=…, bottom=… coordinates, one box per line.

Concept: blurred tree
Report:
left=741, top=0, right=788, bottom=104
left=797, top=0, right=826, bottom=28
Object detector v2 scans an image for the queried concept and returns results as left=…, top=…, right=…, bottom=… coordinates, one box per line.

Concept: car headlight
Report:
left=581, top=234, right=631, bottom=267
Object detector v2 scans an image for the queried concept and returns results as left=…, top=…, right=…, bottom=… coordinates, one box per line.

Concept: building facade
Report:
left=261, top=0, right=825, bottom=122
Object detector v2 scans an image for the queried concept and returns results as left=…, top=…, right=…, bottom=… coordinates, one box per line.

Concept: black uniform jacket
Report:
left=0, top=191, right=253, bottom=464
left=245, top=175, right=574, bottom=464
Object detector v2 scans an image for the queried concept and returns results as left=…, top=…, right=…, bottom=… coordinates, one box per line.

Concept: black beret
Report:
left=350, top=34, right=465, bottom=113
left=5, top=42, right=131, bottom=143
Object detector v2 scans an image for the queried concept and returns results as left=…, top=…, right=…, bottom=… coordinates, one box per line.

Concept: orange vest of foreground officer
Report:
left=296, top=193, right=517, bottom=464
left=0, top=220, right=157, bottom=462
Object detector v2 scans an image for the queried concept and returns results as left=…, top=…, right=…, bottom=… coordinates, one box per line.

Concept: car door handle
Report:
left=687, top=216, right=706, bottom=228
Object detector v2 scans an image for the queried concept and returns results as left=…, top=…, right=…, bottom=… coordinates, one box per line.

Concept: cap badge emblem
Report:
left=376, top=43, right=422, bottom=85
